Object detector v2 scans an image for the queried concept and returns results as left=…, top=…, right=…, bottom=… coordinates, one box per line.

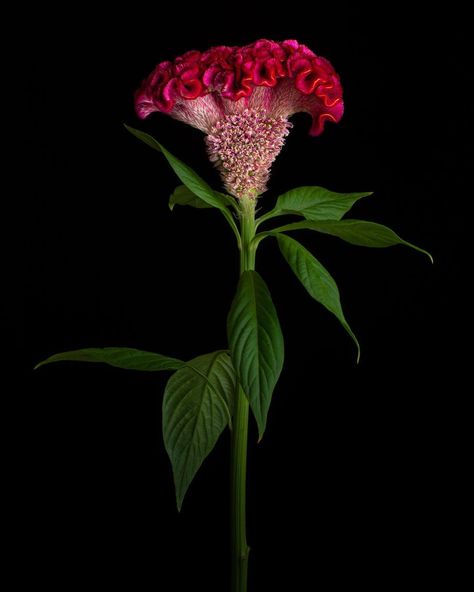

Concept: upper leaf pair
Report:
left=125, top=124, right=229, bottom=210
left=252, top=186, right=431, bottom=366
left=256, top=185, right=432, bottom=260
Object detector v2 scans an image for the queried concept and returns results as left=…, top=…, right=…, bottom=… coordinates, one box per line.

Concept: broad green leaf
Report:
left=277, top=235, right=360, bottom=362
left=163, top=351, right=236, bottom=510
left=169, top=185, right=213, bottom=210
left=257, top=219, right=433, bottom=261
left=276, top=186, right=372, bottom=221
left=227, top=271, right=284, bottom=439
left=124, top=124, right=229, bottom=211
left=34, top=347, right=185, bottom=371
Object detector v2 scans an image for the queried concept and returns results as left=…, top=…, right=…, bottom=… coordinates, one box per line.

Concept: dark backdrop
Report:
left=14, top=4, right=469, bottom=590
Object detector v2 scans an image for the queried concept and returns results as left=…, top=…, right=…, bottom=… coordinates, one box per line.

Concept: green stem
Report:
left=230, top=198, right=256, bottom=592
left=230, top=385, right=250, bottom=592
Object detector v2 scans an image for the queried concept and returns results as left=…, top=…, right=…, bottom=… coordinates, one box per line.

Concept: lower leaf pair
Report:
left=36, top=347, right=237, bottom=510
left=34, top=262, right=285, bottom=512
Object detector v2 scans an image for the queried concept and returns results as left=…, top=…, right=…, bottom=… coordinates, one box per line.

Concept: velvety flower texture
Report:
left=135, top=40, right=343, bottom=199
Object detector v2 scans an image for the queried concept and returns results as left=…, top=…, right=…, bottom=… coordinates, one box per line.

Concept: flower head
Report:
left=135, top=39, right=343, bottom=199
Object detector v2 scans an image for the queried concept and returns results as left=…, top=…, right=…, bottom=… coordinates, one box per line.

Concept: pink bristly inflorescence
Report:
left=135, top=39, right=343, bottom=199
left=206, top=110, right=291, bottom=198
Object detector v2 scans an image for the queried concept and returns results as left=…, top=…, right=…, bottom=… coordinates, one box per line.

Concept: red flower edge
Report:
left=135, top=39, right=343, bottom=137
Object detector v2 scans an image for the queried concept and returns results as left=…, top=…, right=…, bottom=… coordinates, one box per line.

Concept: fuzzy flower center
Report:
left=205, top=109, right=291, bottom=199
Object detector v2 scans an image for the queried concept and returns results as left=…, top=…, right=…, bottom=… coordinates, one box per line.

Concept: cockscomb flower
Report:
left=135, top=39, right=343, bottom=199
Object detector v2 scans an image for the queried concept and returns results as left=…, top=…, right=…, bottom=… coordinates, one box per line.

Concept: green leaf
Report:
left=163, top=351, right=236, bottom=510
left=124, top=125, right=241, bottom=245
left=169, top=185, right=214, bottom=210
left=277, top=234, right=360, bottom=362
left=34, top=347, right=185, bottom=371
left=227, top=270, right=284, bottom=439
left=276, top=186, right=372, bottom=221
left=257, top=219, right=433, bottom=261
left=124, top=124, right=229, bottom=211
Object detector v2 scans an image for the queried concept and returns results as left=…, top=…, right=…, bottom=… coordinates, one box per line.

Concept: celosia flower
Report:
left=135, top=39, right=343, bottom=199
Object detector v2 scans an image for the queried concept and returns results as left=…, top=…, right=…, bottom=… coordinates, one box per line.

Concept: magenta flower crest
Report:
left=135, top=39, right=344, bottom=199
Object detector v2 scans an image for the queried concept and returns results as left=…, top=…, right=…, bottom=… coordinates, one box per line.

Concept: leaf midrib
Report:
left=177, top=351, right=225, bottom=497
left=248, top=273, right=262, bottom=413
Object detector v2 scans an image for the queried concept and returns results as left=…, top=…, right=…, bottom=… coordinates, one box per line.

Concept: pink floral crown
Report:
left=135, top=39, right=343, bottom=137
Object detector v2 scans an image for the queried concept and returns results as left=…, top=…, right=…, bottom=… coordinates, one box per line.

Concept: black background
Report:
left=13, top=3, right=469, bottom=589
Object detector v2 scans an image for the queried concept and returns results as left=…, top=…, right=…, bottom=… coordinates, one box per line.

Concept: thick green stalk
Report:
left=230, top=385, right=250, bottom=592
left=230, top=198, right=256, bottom=592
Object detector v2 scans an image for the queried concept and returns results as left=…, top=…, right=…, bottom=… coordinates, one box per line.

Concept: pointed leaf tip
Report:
left=34, top=347, right=185, bottom=372
left=123, top=124, right=163, bottom=153
left=268, top=219, right=433, bottom=264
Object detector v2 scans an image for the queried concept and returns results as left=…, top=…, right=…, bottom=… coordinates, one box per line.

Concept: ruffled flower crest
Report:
left=135, top=39, right=343, bottom=198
